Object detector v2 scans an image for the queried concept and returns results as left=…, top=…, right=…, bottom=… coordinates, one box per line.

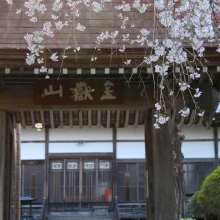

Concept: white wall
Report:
left=21, top=127, right=45, bottom=141
left=117, top=125, right=144, bottom=140
left=117, top=142, right=145, bottom=159
left=21, top=143, right=45, bottom=160
left=181, top=126, right=220, bottom=159
left=20, top=127, right=145, bottom=159
left=49, top=126, right=112, bottom=141
left=20, top=126, right=219, bottom=160
left=49, top=142, right=112, bottom=153
left=182, top=142, right=214, bottom=158
left=181, top=125, right=213, bottom=139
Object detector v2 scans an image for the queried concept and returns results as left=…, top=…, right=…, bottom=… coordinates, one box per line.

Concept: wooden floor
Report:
left=46, top=211, right=116, bottom=220
left=46, top=213, right=116, bottom=220
left=47, top=216, right=116, bottom=220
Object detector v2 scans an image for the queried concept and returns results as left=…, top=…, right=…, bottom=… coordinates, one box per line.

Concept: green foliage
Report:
left=189, top=191, right=204, bottom=217
left=180, top=218, right=196, bottom=220
left=197, top=166, right=220, bottom=216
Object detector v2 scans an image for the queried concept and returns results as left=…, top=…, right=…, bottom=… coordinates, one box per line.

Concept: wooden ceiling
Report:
left=9, top=106, right=220, bottom=129
left=13, top=109, right=145, bottom=129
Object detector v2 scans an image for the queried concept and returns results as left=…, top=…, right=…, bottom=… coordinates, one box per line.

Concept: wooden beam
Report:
left=0, top=111, right=6, bottom=220
left=1, top=48, right=220, bottom=67
left=69, top=111, right=73, bottom=128
left=0, top=84, right=188, bottom=111
left=199, top=67, right=208, bottom=83
left=79, top=111, right=83, bottom=128
left=5, top=115, right=13, bottom=220
left=112, top=127, right=117, bottom=209
left=40, top=111, right=45, bottom=128
left=50, top=111, right=54, bottom=129
left=124, top=110, right=130, bottom=127
left=7, top=114, right=14, bottom=135
left=134, top=110, right=139, bottom=128
left=88, top=110, right=92, bottom=128
left=44, top=128, right=49, bottom=210
left=12, top=113, right=16, bottom=129
left=15, top=124, right=21, bottom=220
left=12, top=127, right=16, bottom=220
left=59, top=111, right=63, bottom=128
left=30, top=111, right=35, bottom=129
left=107, top=110, right=110, bottom=128
left=188, top=110, right=196, bottom=127
left=115, top=110, right=120, bottom=128
left=144, top=111, right=151, bottom=220
left=97, top=110, right=101, bottom=128
left=196, top=112, right=205, bottom=126
left=206, top=102, right=218, bottom=129
left=20, top=111, right=26, bottom=129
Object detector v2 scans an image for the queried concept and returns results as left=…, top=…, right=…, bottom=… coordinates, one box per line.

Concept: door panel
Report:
left=65, top=159, right=80, bottom=203
left=117, top=163, right=146, bottom=202
left=49, top=160, right=64, bottom=211
left=49, top=158, right=112, bottom=211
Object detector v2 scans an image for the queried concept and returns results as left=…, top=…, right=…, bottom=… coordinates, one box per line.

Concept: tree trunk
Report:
left=145, top=110, right=185, bottom=220
left=172, top=124, right=186, bottom=219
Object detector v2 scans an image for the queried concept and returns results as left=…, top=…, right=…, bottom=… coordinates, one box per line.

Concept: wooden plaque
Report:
left=34, top=79, right=123, bottom=105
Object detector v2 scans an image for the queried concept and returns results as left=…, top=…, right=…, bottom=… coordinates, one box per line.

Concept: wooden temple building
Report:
left=0, top=1, right=220, bottom=220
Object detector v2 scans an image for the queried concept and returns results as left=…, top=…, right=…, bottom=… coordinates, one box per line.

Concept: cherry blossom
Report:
left=155, top=103, right=162, bottom=111
left=179, top=108, right=190, bottom=117
left=179, top=82, right=190, bottom=92
left=53, top=0, right=63, bottom=12
left=190, top=72, right=201, bottom=80
left=50, top=53, right=59, bottom=62
left=154, top=113, right=169, bottom=129
left=5, top=0, right=220, bottom=128
left=6, top=0, right=13, bottom=4
left=40, top=66, right=47, bottom=73
left=198, top=111, right=205, bottom=117
left=194, top=88, right=202, bottom=98
left=76, top=23, right=86, bottom=31
left=124, top=60, right=131, bottom=65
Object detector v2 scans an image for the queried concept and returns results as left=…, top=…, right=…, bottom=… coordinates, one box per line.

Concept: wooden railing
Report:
left=115, top=196, right=121, bottom=220
left=39, top=198, right=47, bottom=220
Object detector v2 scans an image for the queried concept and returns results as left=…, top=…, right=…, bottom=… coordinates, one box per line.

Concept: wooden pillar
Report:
left=12, top=124, right=17, bottom=220
left=44, top=128, right=49, bottom=209
left=145, top=111, right=154, bottom=220
left=112, top=127, right=117, bottom=207
left=0, top=110, right=6, bottom=220
left=214, top=127, right=219, bottom=168
left=145, top=110, right=176, bottom=220
left=4, top=115, right=14, bottom=220
left=15, top=124, right=21, bottom=220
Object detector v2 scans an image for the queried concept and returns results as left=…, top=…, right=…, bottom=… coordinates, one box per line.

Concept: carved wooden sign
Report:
left=84, top=162, right=95, bottom=169
left=100, top=162, right=110, bottom=169
left=67, top=162, right=78, bottom=169
left=34, top=79, right=123, bottom=105
left=52, top=163, right=62, bottom=169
